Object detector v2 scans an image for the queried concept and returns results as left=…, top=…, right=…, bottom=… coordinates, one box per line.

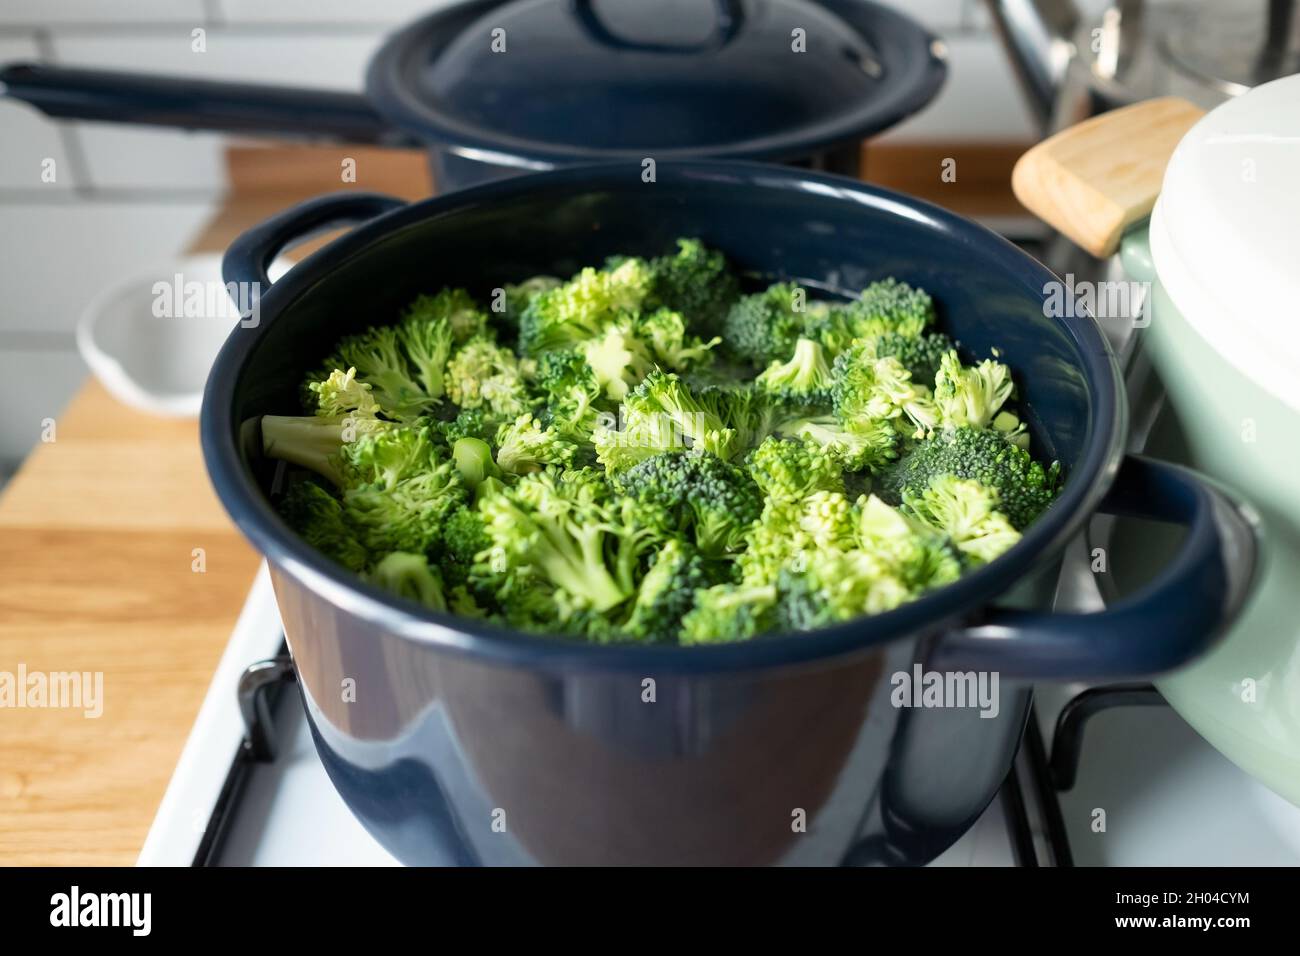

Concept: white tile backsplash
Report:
left=0, top=36, right=76, bottom=190
left=878, top=32, right=1037, bottom=142
left=217, top=0, right=453, bottom=25
left=47, top=29, right=385, bottom=189
left=0, top=1, right=206, bottom=26
left=0, top=199, right=217, bottom=334
left=0, top=349, right=88, bottom=470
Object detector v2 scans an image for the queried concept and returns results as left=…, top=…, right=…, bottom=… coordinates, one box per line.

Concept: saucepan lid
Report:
left=366, top=0, right=947, bottom=166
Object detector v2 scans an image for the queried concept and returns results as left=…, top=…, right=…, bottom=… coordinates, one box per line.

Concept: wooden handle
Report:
left=1012, top=97, right=1207, bottom=258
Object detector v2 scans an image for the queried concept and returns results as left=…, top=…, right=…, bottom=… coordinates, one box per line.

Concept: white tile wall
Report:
left=0, top=36, right=75, bottom=189
left=217, top=0, right=453, bottom=25
left=0, top=201, right=217, bottom=334
left=0, top=349, right=89, bottom=470
left=0, top=1, right=206, bottom=26
left=48, top=29, right=386, bottom=190
left=878, top=32, right=1038, bottom=142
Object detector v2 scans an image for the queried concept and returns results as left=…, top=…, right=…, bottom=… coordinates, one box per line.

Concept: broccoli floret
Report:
left=754, top=337, right=835, bottom=408
left=616, top=450, right=763, bottom=557
left=648, top=238, right=740, bottom=331
left=745, top=436, right=844, bottom=502
left=874, top=331, right=955, bottom=384
left=622, top=539, right=715, bottom=644
left=855, top=493, right=962, bottom=592
left=499, top=276, right=562, bottom=332
left=722, top=282, right=809, bottom=366
left=451, top=436, right=501, bottom=488
left=775, top=550, right=913, bottom=631
left=622, top=370, right=738, bottom=460
left=831, top=345, right=938, bottom=439
left=277, top=480, right=369, bottom=573
left=494, top=413, right=578, bottom=475
left=533, top=349, right=607, bottom=443
left=881, top=426, right=1060, bottom=530
left=932, top=350, right=1015, bottom=431
left=403, top=288, right=488, bottom=345
left=441, top=503, right=492, bottom=588
left=479, top=470, right=667, bottom=614
left=578, top=322, right=654, bottom=402
left=261, top=369, right=392, bottom=486
left=777, top=415, right=899, bottom=473
left=519, top=258, right=652, bottom=354
left=366, top=551, right=447, bottom=610
left=437, top=407, right=497, bottom=445
left=812, top=278, right=935, bottom=353
left=445, top=335, right=531, bottom=419
left=341, top=444, right=466, bottom=555
left=901, top=475, right=1021, bottom=565
left=635, top=307, right=721, bottom=370
left=694, top=383, right=781, bottom=453
left=680, top=584, right=777, bottom=645
left=739, top=490, right=859, bottom=586
left=324, top=325, right=437, bottom=419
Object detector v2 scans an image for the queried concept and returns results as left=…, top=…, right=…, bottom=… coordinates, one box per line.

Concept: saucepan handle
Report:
left=222, top=191, right=407, bottom=298
left=933, top=454, right=1259, bottom=680
left=571, top=0, right=744, bottom=53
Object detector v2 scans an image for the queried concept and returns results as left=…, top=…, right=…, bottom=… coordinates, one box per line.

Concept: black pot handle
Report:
left=933, top=455, right=1259, bottom=680
left=0, top=63, right=415, bottom=146
left=571, top=0, right=744, bottom=53
left=223, top=191, right=407, bottom=301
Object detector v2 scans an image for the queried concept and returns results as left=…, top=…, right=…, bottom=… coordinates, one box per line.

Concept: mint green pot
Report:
left=1122, top=227, right=1300, bottom=806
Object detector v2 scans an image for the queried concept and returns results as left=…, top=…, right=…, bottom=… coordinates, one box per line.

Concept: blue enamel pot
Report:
left=0, top=0, right=946, bottom=192
left=202, top=161, right=1257, bottom=866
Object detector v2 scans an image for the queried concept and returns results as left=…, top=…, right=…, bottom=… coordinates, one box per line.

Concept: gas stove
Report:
left=136, top=227, right=1300, bottom=868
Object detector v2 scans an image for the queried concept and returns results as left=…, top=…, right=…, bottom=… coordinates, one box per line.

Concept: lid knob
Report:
left=571, top=0, right=745, bottom=54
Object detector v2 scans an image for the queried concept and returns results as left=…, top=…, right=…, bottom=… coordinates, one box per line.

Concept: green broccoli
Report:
left=831, top=345, right=938, bottom=439
left=932, top=350, right=1015, bottom=431
left=881, top=426, right=1060, bottom=530
left=722, top=281, right=810, bottom=366
left=648, top=238, right=740, bottom=331
left=812, top=278, right=935, bottom=353
left=479, top=470, right=667, bottom=614
left=754, top=337, right=835, bottom=409
left=494, top=413, right=578, bottom=475
left=277, top=479, right=369, bottom=573
left=745, top=436, right=844, bottom=502
left=777, top=415, right=899, bottom=473
left=445, top=335, right=531, bottom=419
left=519, top=258, right=652, bottom=354
left=366, top=551, right=447, bottom=610
left=873, top=331, right=955, bottom=384
left=901, top=474, right=1021, bottom=565
left=622, top=539, right=716, bottom=644
left=273, top=245, right=1061, bottom=645
left=680, top=584, right=778, bottom=645
left=616, top=450, right=763, bottom=557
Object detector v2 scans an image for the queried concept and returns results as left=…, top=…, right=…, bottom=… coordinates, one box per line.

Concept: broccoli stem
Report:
left=261, top=415, right=345, bottom=486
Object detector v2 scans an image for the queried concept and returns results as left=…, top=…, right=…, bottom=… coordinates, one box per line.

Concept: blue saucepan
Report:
left=203, top=161, right=1257, bottom=865
left=0, top=0, right=946, bottom=191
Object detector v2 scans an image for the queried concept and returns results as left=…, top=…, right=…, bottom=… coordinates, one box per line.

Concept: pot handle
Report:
left=571, top=0, right=744, bottom=53
left=222, top=191, right=407, bottom=297
left=1011, top=96, right=1205, bottom=258
left=932, top=454, right=1259, bottom=680
left=0, top=63, right=415, bottom=146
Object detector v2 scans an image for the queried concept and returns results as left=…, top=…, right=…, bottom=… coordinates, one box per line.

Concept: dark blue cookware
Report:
left=0, top=0, right=946, bottom=191
left=204, top=161, right=1257, bottom=866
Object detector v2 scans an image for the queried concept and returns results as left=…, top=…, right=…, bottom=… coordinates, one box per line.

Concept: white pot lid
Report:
left=1150, top=74, right=1300, bottom=411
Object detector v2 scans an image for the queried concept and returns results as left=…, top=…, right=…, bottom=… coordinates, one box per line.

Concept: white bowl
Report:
left=76, top=254, right=243, bottom=418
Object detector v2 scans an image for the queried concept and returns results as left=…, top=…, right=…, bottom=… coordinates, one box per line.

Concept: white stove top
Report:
left=136, top=564, right=1300, bottom=867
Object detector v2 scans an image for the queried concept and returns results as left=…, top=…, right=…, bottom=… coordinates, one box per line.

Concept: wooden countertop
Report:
left=0, top=140, right=1029, bottom=867
left=0, top=382, right=261, bottom=865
